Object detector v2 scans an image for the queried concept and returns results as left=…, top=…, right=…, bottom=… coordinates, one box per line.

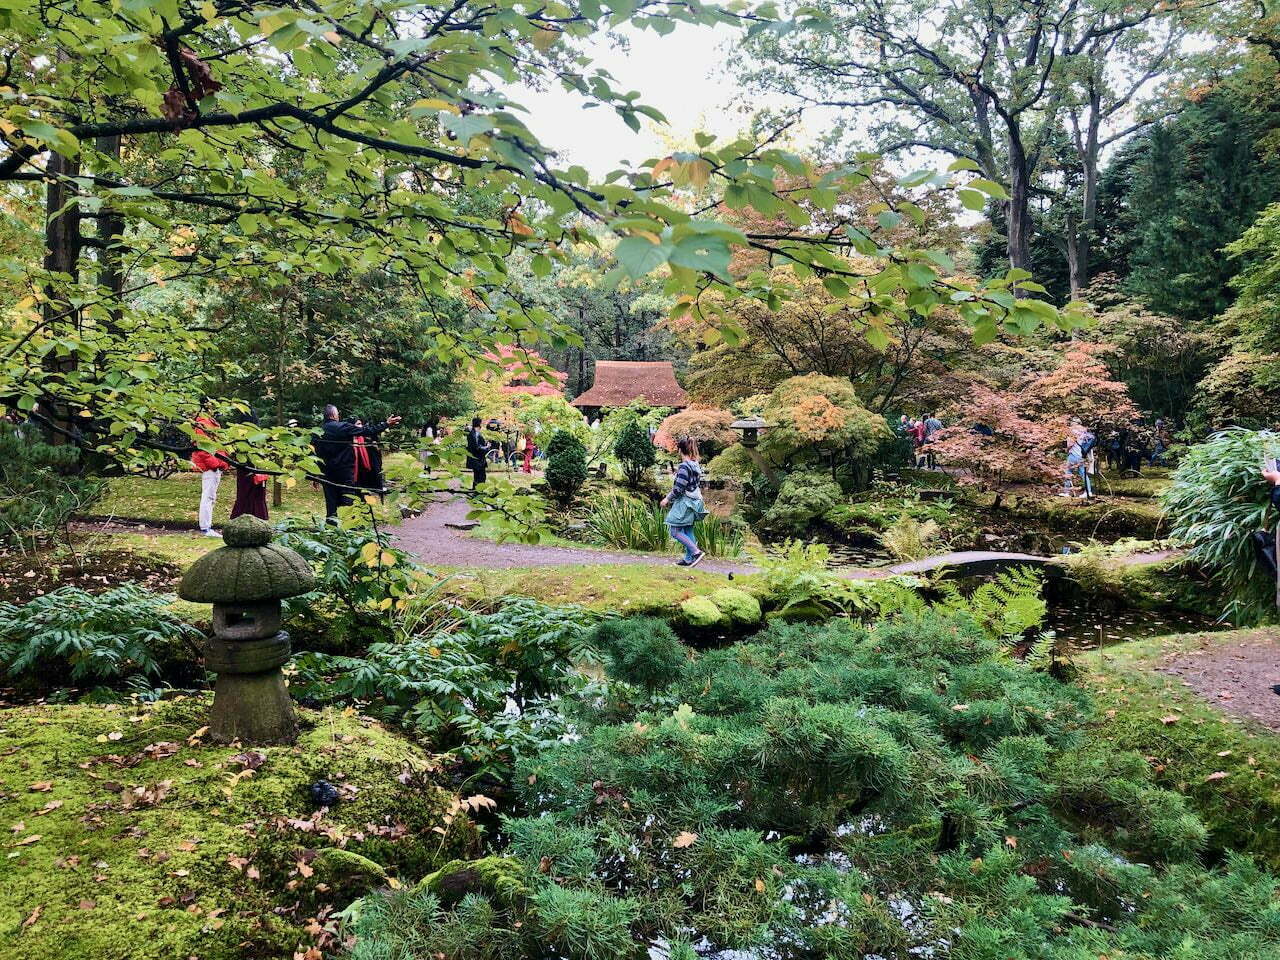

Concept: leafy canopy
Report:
left=1, top=0, right=1076, bottom=502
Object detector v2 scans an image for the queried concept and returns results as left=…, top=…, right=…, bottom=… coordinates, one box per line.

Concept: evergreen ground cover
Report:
left=348, top=604, right=1280, bottom=959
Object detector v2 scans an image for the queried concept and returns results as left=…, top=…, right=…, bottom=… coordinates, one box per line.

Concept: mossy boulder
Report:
left=680, top=595, right=724, bottom=628
left=765, top=599, right=829, bottom=623
left=312, top=848, right=388, bottom=895
left=417, top=856, right=530, bottom=908
left=709, top=587, right=761, bottom=625
left=0, top=698, right=476, bottom=960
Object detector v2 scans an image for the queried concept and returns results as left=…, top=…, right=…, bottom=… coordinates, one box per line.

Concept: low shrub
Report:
left=590, top=616, right=686, bottom=690
left=613, top=416, right=656, bottom=488
left=545, top=429, right=588, bottom=506
left=758, top=470, right=841, bottom=538
left=1162, top=427, right=1277, bottom=623
left=0, top=426, right=105, bottom=548
left=276, top=517, right=429, bottom=651
left=0, top=584, right=203, bottom=696
left=291, top=598, right=598, bottom=779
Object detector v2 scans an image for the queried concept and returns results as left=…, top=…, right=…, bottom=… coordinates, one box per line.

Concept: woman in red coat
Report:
left=191, top=414, right=229, bottom=536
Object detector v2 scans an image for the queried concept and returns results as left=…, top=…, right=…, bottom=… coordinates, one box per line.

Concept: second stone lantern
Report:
left=178, top=515, right=316, bottom=744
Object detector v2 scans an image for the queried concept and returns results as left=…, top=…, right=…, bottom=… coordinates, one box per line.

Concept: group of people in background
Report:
left=898, top=413, right=944, bottom=469
left=191, top=404, right=401, bottom=535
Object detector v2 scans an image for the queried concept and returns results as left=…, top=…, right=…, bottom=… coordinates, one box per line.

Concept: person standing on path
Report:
left=520, top=431, right=535, bottom=474
left=923, top=412, right=943, bottom=470
left=1061, top=437, right=1085, bottom=498
left=314, top=405, right=401, bottom=519
left=660, top=437, right=707, bottom=567
left=192, top=410, right=229, bottom=537
left=466, top=416, right=490, bottom=489
left=909, top=418, right=927, bottom=468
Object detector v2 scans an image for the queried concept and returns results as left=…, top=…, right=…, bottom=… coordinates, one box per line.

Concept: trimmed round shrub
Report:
left=760, top=470, right=841, bottom=538
left=680, top=596, right=723, bottom=628
left=591, top=616, right=687, bottom=690
left=544, top=429, right=587, bottom=505
left=614, top=416, right=656, bottom=488
left=709, top=587, right=761, bottom=625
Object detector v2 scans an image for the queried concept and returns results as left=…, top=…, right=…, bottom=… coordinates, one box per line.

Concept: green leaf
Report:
left=669, top=235, right=731, bottom=278
left=968, top=177, right=1010, bottom=200
left=876, top=210, right=902, bottom=231
left=615, top=236, right=671, bottom=279
left=957, top=189, right=986, bottom=212
left=443, top=114, right=494, bottom=143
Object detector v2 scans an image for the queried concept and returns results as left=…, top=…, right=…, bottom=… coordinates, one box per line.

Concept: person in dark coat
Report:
left=352, top=418, right=386, bottom=497
left=229, top=408, right=269, bottom=521
left=466, top=416, right=489, bottom=488
left=314, top=404, right=401, bottom=518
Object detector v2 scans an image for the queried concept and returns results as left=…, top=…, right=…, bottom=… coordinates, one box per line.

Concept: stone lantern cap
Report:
left=177, top=516, right=316, bottom=604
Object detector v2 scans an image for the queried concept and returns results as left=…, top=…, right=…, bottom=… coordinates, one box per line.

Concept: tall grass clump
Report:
left=1162, top=427, right=1278, bottom=623
left=586, top=495, right=744, bottom=558
left=586, top=495, right=669, bottom=551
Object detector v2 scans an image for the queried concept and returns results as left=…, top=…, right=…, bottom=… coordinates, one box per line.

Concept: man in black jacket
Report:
left=314, top=404, right=401, bottom=518
left=466, top=416, right=489, bottom=489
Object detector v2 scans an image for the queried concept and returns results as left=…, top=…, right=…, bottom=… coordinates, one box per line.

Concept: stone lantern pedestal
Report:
left=178, top=516, right=316, bottom=745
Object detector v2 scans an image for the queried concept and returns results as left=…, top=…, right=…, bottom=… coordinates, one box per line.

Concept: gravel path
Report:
left=391, top=495, right=759, bottom=574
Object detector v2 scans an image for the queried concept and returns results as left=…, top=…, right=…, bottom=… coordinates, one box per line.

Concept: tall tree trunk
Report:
left=42, top=150, right=82, bottom=445
left=1069, top=97, right=1102, bottom=300
left=1006, top=133, right=1033, bottom=272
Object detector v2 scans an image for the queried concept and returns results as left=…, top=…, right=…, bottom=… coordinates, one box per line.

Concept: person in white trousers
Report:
left=192, top=413, right=228, bottom=537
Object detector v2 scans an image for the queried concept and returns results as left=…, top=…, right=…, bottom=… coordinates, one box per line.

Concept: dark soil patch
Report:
left=0, top=546, right=182, bottom=604
left=1155, top=630, right=1280, bottom=731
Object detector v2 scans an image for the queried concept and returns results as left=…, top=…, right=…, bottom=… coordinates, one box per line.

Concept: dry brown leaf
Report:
left=672, top=831, right=698, bottom=849
left=1206, top=771, right=1229, bottom=782
left=21, top=905, right=42, bottom=930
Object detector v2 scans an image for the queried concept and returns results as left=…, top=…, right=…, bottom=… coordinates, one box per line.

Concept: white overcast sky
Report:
left=508, top=23, right=829, bottom=177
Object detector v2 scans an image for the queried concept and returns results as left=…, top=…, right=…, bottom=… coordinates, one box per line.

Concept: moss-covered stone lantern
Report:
left=178, top=515, right=315, bottom=744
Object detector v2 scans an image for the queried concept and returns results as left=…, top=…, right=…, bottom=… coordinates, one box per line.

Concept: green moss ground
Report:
left=91, top=474, right=328, bottom=528
left=0, top=699, right=476, bottom=959
left=1081, top=629, right=1280, bottom=869
left=438, top=563, right=743, bottom=615
left=1007, top=492, right=1166, bottom=539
